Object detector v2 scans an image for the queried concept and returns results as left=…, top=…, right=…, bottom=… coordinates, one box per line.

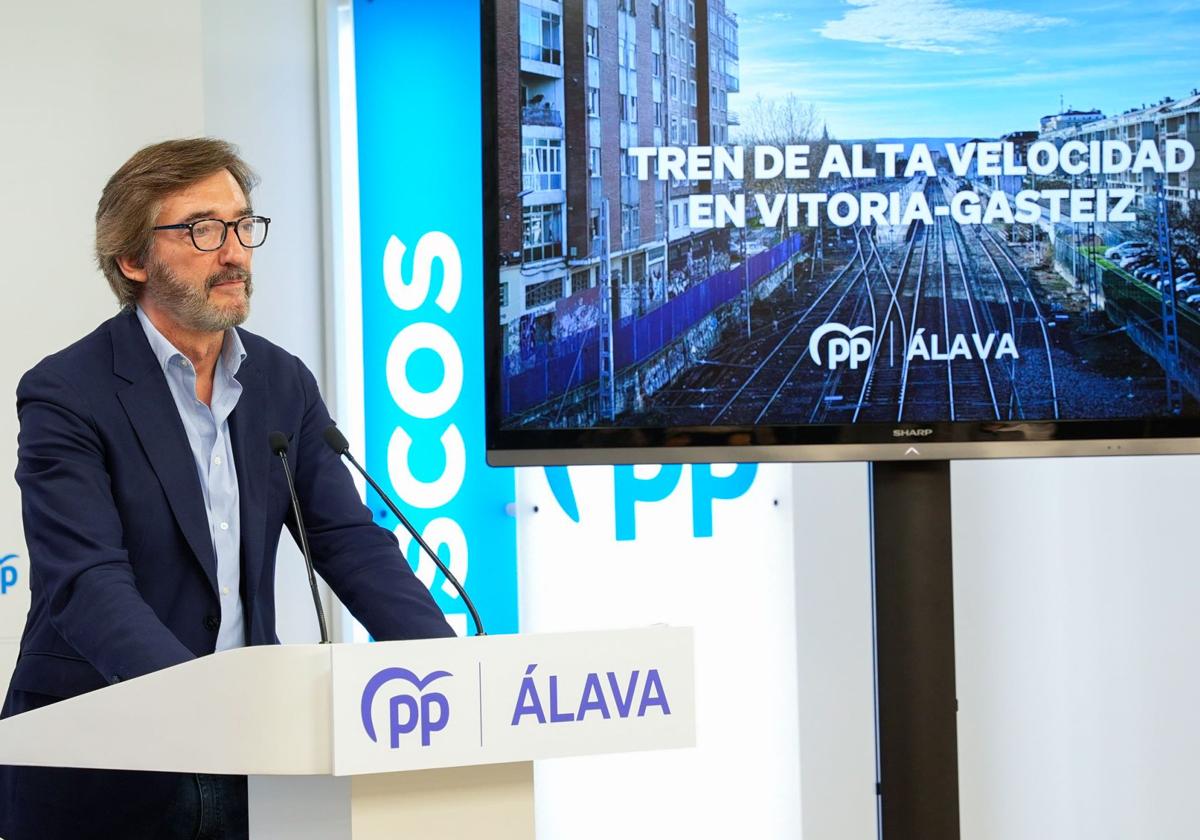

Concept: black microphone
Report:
left=269, top=431, right=330, bottom=644
left=323, top=424, right=486, bottom=636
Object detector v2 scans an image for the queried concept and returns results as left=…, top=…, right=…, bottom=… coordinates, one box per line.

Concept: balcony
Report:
left=522, top=105, right=563, bottom=128
left=523, top=241, right=563, bottom=264
left=726, top=111, right=740, bottom=126
left=520, top=41, right=561, bottom=66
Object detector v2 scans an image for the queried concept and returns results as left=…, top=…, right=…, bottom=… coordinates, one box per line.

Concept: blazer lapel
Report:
left=229, top=353, right=270, bottom=620
left=111, top=310, right=218, bottom=595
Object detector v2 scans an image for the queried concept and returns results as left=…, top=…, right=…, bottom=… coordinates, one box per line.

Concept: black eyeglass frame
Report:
left=151, top=215, right=272, bottom=252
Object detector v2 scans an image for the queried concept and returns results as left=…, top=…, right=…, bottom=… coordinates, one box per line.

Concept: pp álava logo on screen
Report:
left=360, top=667, right=451, bottom=748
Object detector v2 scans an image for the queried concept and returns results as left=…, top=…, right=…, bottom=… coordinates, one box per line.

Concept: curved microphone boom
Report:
left=322, top=424, right=486, bottom=636
left=269, top=431, right=330, bottom=644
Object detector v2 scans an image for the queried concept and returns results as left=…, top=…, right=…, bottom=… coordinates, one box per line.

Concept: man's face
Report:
left=142, top=169, right=254, bottom=333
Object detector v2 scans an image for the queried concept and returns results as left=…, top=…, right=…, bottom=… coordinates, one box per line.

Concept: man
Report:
left=0, top=138, right=454, bottom=839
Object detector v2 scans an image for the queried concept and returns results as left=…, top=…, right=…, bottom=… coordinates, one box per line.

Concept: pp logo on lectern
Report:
left=360, top=667, right=452, bottom=748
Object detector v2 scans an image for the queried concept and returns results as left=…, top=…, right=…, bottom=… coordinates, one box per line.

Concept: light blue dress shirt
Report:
left=136, top=306, right=247, bottom=652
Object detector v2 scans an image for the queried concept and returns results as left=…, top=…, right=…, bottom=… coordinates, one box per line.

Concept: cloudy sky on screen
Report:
left=730, top=0, right=1200, bottom=138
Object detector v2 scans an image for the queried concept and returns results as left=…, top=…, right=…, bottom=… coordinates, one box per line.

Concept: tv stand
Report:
left=870, top=459, right=960, bottom=839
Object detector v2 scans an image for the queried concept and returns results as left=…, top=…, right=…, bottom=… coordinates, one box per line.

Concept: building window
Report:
left=690, top=119, right=698, bottom=144
left=618, top=37, right=626, bottom=67
left=670, top=116, right=678, bottom=144
left=519, top=5, right=561, bottom=64
left=621, top=94, right=638, bottom=122
left=669, top=74, right=677, bottom=99
left=587, top=86, right=600, bottom=116
left=522, top=204, right=564, bottom=263
left=589, top=145, right=603, bottom=204
left=689, top=80, right=697, bottom=106
left=654, top=199, right=665, bottom=238
left=688, top=1, right=695, bottom=25
left=621, top=203, right=640, bottom=248
left=571, top=270, right=592, bottom=294
left=653, top=53, right=663, bottom=78
left=500, top=282, right=508, bottom=308
left=654, top=101, right=663, bottom=127
left=522, top=138, right=563, bottom=192
left=525, top=277, right=563, bottom=308
left=586, top=25, right=599, bottom=57
left=689, top=40, right=696, bottom=66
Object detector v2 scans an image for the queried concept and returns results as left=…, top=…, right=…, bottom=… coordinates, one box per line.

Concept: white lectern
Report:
left=0, top=627, right=695, bottom=839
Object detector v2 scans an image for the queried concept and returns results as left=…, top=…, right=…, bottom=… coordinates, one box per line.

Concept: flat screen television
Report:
left=482, top=0, right=1200, bottom=464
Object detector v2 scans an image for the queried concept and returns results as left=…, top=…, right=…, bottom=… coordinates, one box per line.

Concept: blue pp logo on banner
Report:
left=0, top=554, right=18, bottom=595
left=360, top=667, right=452, bottom=748
left=544, top=465, right=758, bottom=541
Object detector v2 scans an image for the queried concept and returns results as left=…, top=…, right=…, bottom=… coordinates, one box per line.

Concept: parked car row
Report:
left=1106, top=241, right=1197, bottom=302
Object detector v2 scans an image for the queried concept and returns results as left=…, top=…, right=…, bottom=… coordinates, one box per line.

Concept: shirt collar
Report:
left=135, top=305, right=247, bottom=377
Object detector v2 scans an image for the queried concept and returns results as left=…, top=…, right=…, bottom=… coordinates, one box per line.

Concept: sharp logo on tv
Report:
left=543, top=464, right=756, bottom=541
left=893, top=428, right=934, bottom=438
left=0, top=554, right=18, bottom=596
left=360, top=667, right=452, bottom=748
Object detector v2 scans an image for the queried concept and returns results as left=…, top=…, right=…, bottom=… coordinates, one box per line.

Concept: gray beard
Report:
left=143, top=259, right=253, bottom=333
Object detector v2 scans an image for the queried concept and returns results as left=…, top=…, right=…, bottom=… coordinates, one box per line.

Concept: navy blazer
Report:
left=6, top=307, right=453, bottom=699
left=1, top=308, right=453, bottom=838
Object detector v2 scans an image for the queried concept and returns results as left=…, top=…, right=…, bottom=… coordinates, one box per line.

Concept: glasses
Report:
left=151, top=215, right=271, bottom=252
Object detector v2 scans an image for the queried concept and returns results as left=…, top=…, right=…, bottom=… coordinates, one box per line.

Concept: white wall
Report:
left=793, top=463, right=877, bottom=840
left=954, top=456, right=1200, bottom=840
left=0, top=0, right=329, bottom=681
left=796, top=456, right=1200, bottom=840
left=0, top=0, right=207, bottom=667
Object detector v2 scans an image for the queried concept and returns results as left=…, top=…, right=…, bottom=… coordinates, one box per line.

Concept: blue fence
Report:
left=502, top=234, right=804, bottom=417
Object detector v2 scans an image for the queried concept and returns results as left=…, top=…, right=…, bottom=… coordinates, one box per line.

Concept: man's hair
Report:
left=95, top=138, right=259, bottom=308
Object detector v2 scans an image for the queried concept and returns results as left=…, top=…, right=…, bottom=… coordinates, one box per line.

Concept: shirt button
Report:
left=219, top=522, right=229, bottom=531
left=214, top=456, right=223, bottom=465
left=221, top=586, right=231, bottom=596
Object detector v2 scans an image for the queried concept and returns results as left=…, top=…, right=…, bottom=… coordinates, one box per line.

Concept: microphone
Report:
left=323, top=424, right=486, bottom=636
left=269, top=431, right=330, bottom=644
